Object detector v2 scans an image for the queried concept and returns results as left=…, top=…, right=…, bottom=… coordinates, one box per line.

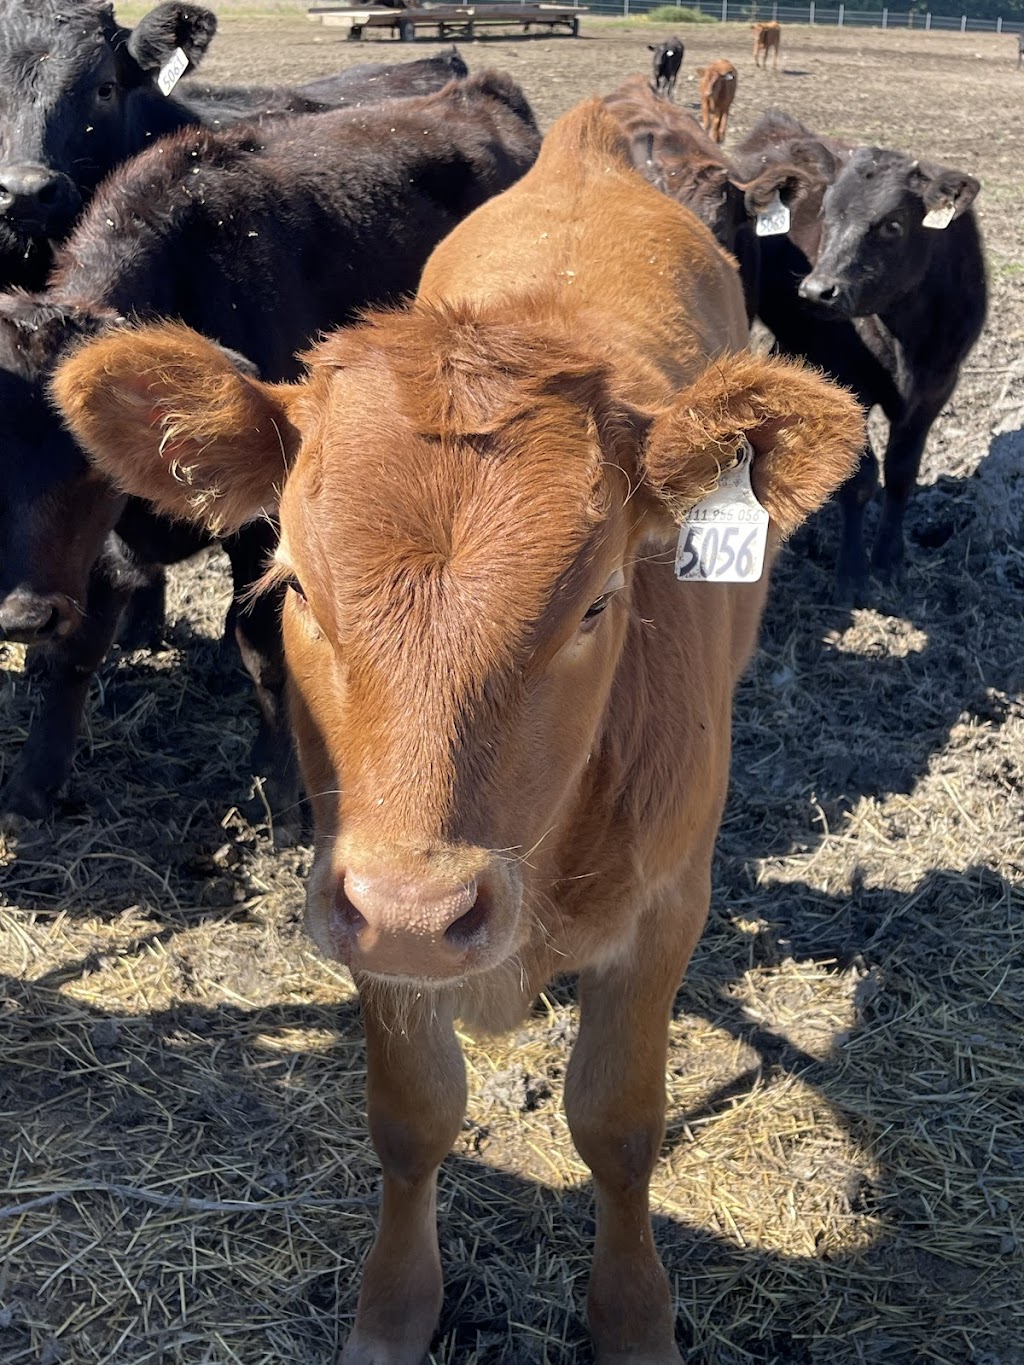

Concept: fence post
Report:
left=925, top=11, right=931, bottom=27
left=838, top=2, right=843, bottom=23
left=624, top=0, right=628, bottom=18
left=882, top=7, right=887, bottom=26
left=960, top=13, right=966, bottom=29
left=809, top=0, right=815, bottom=22
left=996, top=16, right=1002, bottom=30
left=721, top=0, right=728, bottom=20
left=772, top=0, right=778, bottom=16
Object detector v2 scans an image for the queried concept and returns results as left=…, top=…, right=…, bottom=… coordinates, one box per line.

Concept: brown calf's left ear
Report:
left=52, top=321, right=303, bottom=534
left=641, top=351, right=864, bottom=540
left=908, top=159, right=980, bottom=221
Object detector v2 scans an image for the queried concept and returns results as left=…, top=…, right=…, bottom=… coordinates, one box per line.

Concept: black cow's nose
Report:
left=798, top=275, right=841, bottom=306
left=0, top=592, right=67, bottom=643
left=0, top=164, right=78, bottom=222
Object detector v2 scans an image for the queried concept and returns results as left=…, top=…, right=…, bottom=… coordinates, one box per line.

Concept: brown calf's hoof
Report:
left=595, top=1349, right=684, bottom=1364
left=339, top=1334, right=429, bottom=1365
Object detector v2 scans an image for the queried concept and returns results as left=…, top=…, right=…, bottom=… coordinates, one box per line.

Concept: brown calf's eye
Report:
left=285, top=574, right=307, bottom=601
left=582, top=593, right=612, bottom=624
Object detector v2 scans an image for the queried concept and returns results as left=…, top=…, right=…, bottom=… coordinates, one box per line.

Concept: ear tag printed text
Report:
left=675, top=438, right=769, bottom=585
left=157, top=47, right=190, bottom=97
left=755, top=191, right=791, bottom=237
left=922, top=201, right=956, bottom=230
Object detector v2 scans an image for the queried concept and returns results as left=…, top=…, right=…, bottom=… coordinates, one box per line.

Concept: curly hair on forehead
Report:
left=306, top=299, right=617, bottom=442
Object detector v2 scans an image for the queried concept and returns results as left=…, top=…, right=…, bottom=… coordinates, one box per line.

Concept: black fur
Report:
left=0, top=74, right=540, bottom=821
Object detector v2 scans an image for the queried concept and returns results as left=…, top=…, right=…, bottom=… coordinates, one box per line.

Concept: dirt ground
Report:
left=2, top=13, right=1023, bottom=1365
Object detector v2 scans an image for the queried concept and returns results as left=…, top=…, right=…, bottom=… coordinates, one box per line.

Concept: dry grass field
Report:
left=2, top=10, right=1023, bottom=1364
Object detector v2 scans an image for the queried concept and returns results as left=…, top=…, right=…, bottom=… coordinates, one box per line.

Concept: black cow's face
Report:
left=0, top=2, right=215, bottom=268
left=0, top=299, right=123, bottom=644
left=799, top=146, right=979, bottom=318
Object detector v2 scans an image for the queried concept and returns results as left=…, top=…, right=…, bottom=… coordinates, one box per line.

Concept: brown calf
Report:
left=698, top=59, right=738, bottom=143
left=753, top=20, right=782, bottom=69
left=54, top=100, right=863, bottom=1362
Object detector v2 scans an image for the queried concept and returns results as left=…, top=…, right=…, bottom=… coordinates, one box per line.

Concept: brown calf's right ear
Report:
left=640, top=351, right=864, bottom=540
left=51, top=322, right=302, bottom=534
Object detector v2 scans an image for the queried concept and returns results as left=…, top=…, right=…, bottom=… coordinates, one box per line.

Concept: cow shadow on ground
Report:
left=725, top=423, right=1024, bottom=865
left=1, top=863, right=1020, bottom=1362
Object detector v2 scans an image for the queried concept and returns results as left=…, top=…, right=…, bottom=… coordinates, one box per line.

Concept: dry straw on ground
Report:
left=2, top=17, right=1024, bottom=1365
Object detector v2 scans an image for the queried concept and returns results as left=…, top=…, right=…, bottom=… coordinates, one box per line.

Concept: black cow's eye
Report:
left=96, top=82, right=116, bottom=101
left=879, top=218, right=903, bottom=238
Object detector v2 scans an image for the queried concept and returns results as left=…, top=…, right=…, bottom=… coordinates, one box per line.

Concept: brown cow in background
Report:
left=754, top=19, right=782, bottom=69
left=54, top=100, right=862, bottom=1363
left=698, top=59, right=738, bottom=142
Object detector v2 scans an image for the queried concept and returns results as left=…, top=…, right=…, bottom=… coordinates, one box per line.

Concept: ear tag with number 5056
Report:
left=157, top=47, right=190, bottom=97
left=674, top=438, right=769, bottom=585
left=755, top=191, right=791, bottom=237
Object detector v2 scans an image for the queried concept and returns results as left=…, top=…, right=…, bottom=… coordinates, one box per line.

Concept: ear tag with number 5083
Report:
left=674, top=438, right=769, bottom=585
left=755, top=190, right=791, bottom=237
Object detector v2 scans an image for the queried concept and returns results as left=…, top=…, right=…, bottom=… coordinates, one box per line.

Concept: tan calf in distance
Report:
left=753, top=19, right=782, bottom=69
left=698, top=59, right=738, bottom=143
left=54, top=99, right=863, bottom=1364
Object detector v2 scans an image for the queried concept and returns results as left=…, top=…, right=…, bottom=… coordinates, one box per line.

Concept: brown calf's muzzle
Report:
left=305, top=842, right=524, bottom=983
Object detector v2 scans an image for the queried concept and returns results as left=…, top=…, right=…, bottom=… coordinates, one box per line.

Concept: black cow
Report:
left=0, top=2, right=468, bottom=290
left=733, top=113, right=986, bottom=602
left=184, top=49, right=469, bottom=128
left=603, top=77, right=811, bottom=323
left=0, top=72, right=541, bottom=822
left=648, top=38, right=684, bottom=99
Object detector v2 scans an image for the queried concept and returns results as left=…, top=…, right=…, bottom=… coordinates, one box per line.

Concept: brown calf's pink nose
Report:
left=332, top=869, right=491, bottom=979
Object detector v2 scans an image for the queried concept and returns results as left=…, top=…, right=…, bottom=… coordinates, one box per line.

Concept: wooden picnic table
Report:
left=307, top=3, right=585, bottom=41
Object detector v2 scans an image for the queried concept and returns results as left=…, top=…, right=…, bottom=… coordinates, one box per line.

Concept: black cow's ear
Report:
left=126, top=3, right=218, bottom=75
left=741, top=165, right=811, bottom=216
left=908, top=160, right=980, bottom=226
left=216, top=345, right=262, bottom=381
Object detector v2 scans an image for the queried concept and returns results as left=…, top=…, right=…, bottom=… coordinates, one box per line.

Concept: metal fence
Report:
left=570, top=0, right=1024, bottom=34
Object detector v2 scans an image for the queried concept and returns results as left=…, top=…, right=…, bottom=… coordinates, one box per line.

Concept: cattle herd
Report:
left=0, top=2, right=998, bottom=1361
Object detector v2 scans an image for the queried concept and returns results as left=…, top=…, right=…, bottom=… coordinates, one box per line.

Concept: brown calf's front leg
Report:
left=342, top=988, right=467, bottom=1365
left=564, top=872, right=710, bottom=1364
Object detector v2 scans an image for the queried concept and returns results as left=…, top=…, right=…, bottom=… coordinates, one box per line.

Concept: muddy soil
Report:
left=1, top=15, right=1022, bottom=1365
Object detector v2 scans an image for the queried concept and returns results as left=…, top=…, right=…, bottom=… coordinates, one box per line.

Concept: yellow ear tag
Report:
left=674, top=438, right=769, bottom=584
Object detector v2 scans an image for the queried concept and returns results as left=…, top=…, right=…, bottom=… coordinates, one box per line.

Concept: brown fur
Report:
left=753, top=20, right=782, bottom=69
left=697, top=59, right=739, bottom=144
left=53, top=96, right=863, bottom=1364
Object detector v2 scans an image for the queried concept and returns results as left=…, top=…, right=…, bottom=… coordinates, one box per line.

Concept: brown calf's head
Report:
left=53, top=308, right=863, bottom=986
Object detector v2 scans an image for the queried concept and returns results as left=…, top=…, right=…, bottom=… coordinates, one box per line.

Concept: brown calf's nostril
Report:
left=443, top=886, right=490, bottom=950
left=333, top=891, right=367, bottom=934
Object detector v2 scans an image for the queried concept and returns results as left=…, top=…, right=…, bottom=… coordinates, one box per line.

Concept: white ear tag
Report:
left=157, top=47, right=190, bottom=97
left=922, top=201, right=956, bottom=230
left=755, top=190, right=791, bottom=237
left=675, top=438, right=769, bottom=585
